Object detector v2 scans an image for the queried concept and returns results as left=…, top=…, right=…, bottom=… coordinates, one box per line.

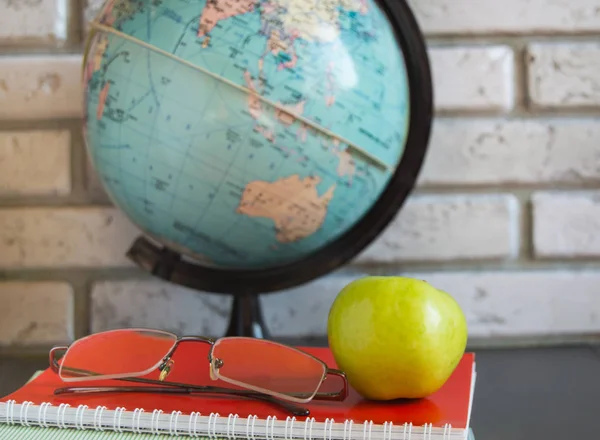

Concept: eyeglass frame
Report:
left=48, top=330, right=349, bottom=417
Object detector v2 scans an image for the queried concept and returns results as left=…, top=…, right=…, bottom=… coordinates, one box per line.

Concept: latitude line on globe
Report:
left=88, top=20, right=390, bottom=172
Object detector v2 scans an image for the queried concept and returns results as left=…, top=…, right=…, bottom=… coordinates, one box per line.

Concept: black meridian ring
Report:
left=127, top=0, right=433, bottom=295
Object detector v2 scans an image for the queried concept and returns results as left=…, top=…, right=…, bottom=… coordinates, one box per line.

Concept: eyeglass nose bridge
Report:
left=158, top=358, right=175, bottom=381
left=209, top=356, right=224, bottom=381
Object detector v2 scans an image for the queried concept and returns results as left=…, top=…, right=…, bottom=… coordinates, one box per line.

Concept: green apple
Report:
left=327, top=276, right=467, bottom=400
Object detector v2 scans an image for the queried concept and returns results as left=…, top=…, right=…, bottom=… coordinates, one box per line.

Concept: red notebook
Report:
left=0, top=345, right=476, bottom=440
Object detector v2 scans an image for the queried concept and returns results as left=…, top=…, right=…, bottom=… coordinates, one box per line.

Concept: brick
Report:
left=262, top=270, right=600, bottom=338
left=533, top=191, right=600, bottom=258
left=527, top=43, right=600, bottom=108
left=0, top=281, right=73, bottom=347
left=91, top=280, right=231, bottom=337
left=419, top=118, right=600, bottom=186
left=355, top=194, right=520, bottom=263
left=0, top=207, right=141, bottom=268
left=0, top=0, right=68, bottom=44
left=408, top=0, right=600, bottom=35
left=0, top=55, right=83, bottom=120
left=430, top=46, right=515, bottom=112
left=0, top=130, right=71, bottom=196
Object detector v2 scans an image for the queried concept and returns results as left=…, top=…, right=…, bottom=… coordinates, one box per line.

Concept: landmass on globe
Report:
left=197, top=0, right=369, bottom=76
left=237, top=175, right=335, bottom=243
left=82, top=0, right=410, bottom=268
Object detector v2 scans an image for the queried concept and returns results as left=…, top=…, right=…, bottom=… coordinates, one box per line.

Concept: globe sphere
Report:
left=83, top=0, right=430, bottom=280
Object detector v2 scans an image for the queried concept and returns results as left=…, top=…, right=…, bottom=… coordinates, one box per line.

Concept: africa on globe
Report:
left=83, top=0, right=412, bottom=270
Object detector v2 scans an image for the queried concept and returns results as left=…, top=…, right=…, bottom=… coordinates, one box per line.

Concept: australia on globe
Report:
left=83, top=0, right=411, bottom=270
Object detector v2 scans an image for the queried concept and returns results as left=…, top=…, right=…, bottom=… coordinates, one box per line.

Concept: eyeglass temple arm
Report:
left=311, top=368, right=349, bottom=402
left=49, top=346, right=67, bottom=374
left=54, top=384, right=310, bottom=416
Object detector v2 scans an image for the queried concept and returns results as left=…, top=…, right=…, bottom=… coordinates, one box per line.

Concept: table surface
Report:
left=2, top=344, right=600, bottom=440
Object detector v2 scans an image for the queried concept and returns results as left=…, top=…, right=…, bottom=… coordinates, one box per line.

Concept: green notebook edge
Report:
left=0, top=424, right=476, bottom=440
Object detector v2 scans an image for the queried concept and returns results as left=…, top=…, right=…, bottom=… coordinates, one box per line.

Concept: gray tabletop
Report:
left=2, top=344, right=600, bottom=440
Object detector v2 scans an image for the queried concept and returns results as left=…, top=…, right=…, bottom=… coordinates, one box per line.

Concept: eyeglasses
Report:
left=49, top=328, right=348, bottom=416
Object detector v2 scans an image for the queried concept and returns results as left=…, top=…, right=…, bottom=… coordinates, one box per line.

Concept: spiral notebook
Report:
left=0, top=345, right=476, bottom=440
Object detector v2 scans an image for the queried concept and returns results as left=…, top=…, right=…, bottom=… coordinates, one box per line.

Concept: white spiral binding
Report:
left=227, top=414, right=234, bottom=439
left=208, top=413, right=215, bottom=439
left=170, top=410, right=182, bottom=436
left=208, top=412, right=220, bottom=439
left=323, top=418, right=333, bottom=440
left=57, top=403, right=70, bottom=429
left=151, top=409, right=163, bottom=435
left=93, top=405, right=107, bottom=431
left=39, top=402, right=51, bottom=428
left=265, top=416, right=272, bottom=440
left=285, top=416, right=295, bottom=440
left=5, top=400, right=14, bottom=425
left=443, top=424, right=452, bottom=440
left=0, top=400, right=464, bottom=439
left=251, top=414, right=258, bottom=440
left=19, top=401, right=33, bottom=427
left=132, top=408, right=143, bottom=433
left=114, top=406, right=126, bottom=433
left=344, top=419, right=354, bottom=440
left=266, top=415, right=277, bottom=440
left=304, top=416, right=315, bottom=440
left=382, top=421, right=393, bottom=440
left=272, top=416, right=278, bottom=440
left=214, top=412, right=221, bottom=439
left=75, top=404, right=88, bottom=430
left=188, top=411, right=201, bottom=437
left=363, top=420, right=374, bottom=440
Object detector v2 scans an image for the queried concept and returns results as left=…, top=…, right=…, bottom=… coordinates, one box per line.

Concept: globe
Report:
left=83, top=0, right=432, bottom=294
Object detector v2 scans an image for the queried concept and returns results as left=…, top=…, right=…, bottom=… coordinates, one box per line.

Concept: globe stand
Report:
left=224, top=294, right=270, bottom=339
left=126, top=236, right=271, bottom=339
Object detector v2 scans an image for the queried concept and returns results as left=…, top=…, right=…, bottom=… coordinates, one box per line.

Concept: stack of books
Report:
left=0, top=345, right=477, bottom=439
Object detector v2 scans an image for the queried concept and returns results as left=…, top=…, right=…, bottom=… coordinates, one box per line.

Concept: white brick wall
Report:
left=0, top=0, right=68, bottom=44
left=527, top=43, right=600, bottom=108
left=430, top=46, right=515, bottom=112
left=357, top=194, right=519, bottom=262
left=91, top=280, right=232, bottom=337
left=408, top=0, right=600, bottom=34
left=533, top=191, right=600, bottom=258
left=90, top=271, right=600, bottom=339
left=0, top=282, right=73, bottom=346
left=419, top=118, right=600, bottom=186
left=0, top=55, right=83, bottom=120
left=1, top=0, right=600, bottom=348
left=0, top=208, right=140, bottom=269
left=267, top=270, right=600, bottom=337
left=0, top=195, right=518, bottom=269
left=0, top=131, right=71, bottom=196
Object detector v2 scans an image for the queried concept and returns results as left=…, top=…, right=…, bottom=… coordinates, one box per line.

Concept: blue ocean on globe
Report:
left=83, top=0, right=410, bottom=269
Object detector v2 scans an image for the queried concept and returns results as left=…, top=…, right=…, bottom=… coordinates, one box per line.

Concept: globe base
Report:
left=126, top=236, right=272, bottom=339
left=225, top=294, right=271, bottom=339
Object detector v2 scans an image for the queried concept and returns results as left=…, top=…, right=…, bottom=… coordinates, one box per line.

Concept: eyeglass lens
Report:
left=211, top=337, right=327, bottom=403
left=58, top=329, right=177, bottom=382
